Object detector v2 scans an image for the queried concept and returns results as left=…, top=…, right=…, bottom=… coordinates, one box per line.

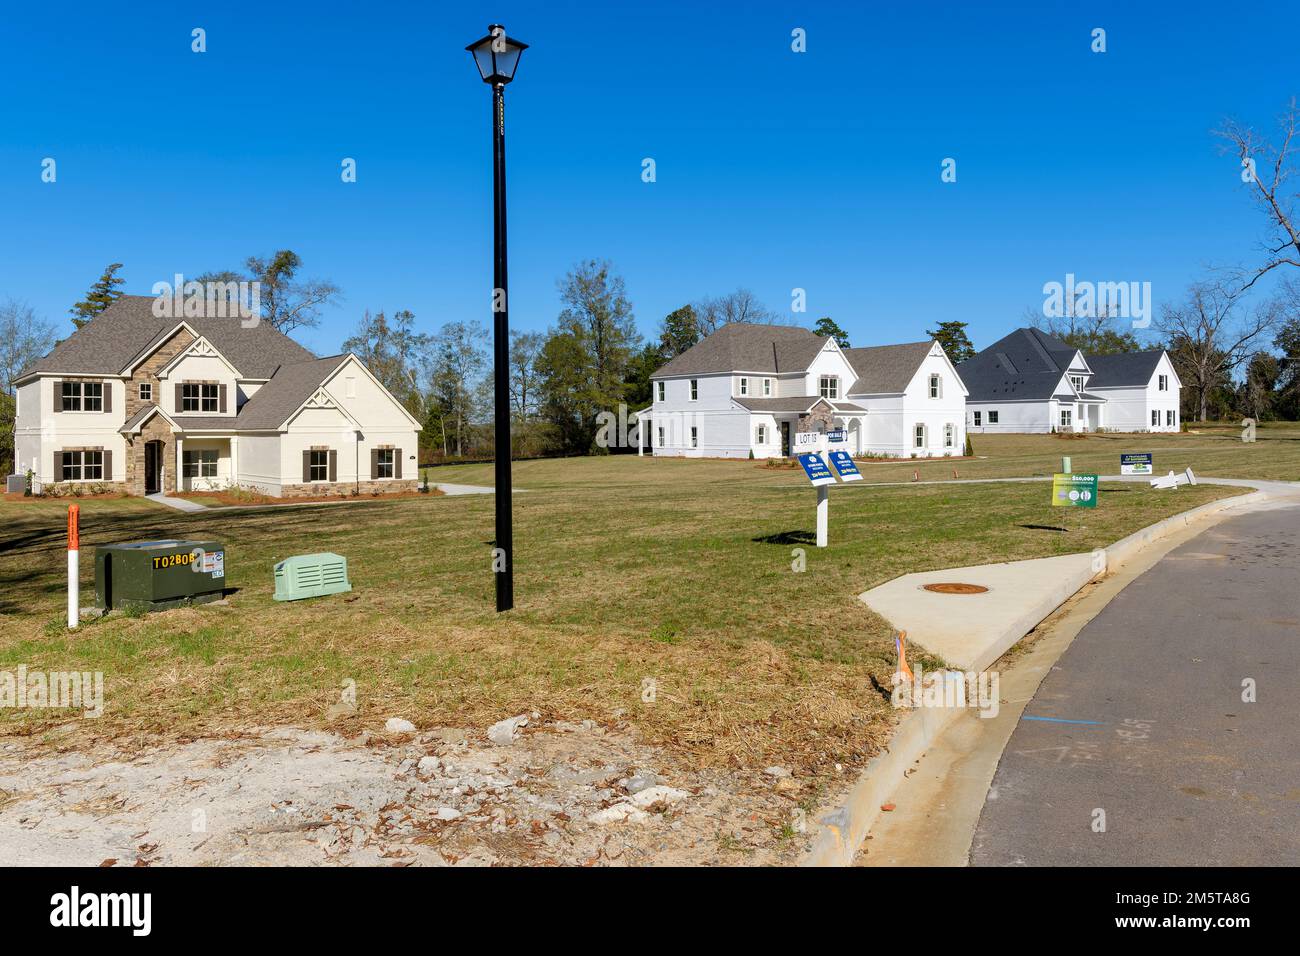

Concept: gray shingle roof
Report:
left=733, top=396, right=865, bottom=413
left=230, top=355, right=348, bottom=430
left=16, top=294, right=316, bottom=382
left=1085, top=351, right=1165, bottom=388
left=653, top=323, right=830, bottom=377
left=841, top=342, right=934, bottom=394
left=957, top=327, right=1082, bottom=401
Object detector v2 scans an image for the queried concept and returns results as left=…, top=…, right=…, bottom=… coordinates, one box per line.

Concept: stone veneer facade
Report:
left=124, top=413, right=178, bottom=496
left=278, top=479, right=418, bottom=499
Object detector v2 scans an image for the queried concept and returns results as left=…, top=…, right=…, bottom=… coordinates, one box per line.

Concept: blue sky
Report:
left=1, top=0, right=1297, bottom=356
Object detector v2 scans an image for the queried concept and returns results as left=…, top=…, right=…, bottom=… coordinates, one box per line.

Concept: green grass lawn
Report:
left=0, top=431, right=1270, bottom=776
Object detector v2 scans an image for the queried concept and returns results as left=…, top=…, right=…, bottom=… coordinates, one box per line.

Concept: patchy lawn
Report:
left=0, top=450, right=1250, bottom=779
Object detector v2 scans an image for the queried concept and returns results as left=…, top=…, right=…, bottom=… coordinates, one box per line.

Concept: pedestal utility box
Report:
left=95, top=539, right=227, bottom=612
left=274, top=552, right=351, bottom=601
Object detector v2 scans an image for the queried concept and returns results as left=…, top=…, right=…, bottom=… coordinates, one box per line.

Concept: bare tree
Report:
left=508, top=330, right=545, bottom=422
left=1, top=298, right=57, bottom=390
left=1215, top=98, right=1300, bottom=290
left=692, top=288, right=783, bottom=334
left=1157, top=282, right=1278, bottom=421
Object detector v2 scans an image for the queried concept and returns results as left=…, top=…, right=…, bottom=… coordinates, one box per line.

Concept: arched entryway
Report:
left=144, top=440, right=164, bottom=495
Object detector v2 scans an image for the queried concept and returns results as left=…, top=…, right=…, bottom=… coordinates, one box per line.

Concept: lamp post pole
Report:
left=492, top=80, right=514, bottom=613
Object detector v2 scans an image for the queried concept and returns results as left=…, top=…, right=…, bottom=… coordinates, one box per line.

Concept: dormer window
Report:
left=819, top=376, right=839, bottom=400
left=1070, top=375, right=1085, bottom=392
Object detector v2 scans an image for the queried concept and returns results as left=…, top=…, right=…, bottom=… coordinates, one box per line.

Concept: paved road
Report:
left=970, top=501, right=1300, bottom=866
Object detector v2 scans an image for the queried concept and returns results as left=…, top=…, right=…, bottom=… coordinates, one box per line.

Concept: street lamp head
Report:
left=466, top=24, right=528, bottom=85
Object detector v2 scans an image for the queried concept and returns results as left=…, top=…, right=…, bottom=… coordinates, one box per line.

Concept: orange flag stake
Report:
left=895, top=630, right=914, bottom=683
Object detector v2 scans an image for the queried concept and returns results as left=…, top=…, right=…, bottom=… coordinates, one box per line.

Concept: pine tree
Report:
left=69, top=263, right=125, bottom=328
left=926, top=320, right=975, bottom=363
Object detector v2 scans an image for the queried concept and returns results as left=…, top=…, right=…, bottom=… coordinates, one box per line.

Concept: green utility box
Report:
left=95, top=539, right=227, bottom=612
left=274, top=552, right=351, bottom=601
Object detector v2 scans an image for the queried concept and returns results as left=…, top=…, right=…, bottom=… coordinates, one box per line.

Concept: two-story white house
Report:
left=637, top=323, right=968, bottom=459
left=958, top=327, right=1182, bottom=434
left=10, top=295, right=421, bottom=497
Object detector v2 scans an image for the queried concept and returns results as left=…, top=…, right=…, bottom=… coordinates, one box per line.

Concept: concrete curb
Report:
left=800, top=479, right=1278, bottom=867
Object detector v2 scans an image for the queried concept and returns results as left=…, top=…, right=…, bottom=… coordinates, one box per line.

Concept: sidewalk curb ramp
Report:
left=800, top=481, right=1272, bottom=867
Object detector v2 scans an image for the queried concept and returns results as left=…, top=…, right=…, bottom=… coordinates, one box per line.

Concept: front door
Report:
left=144, top=441, right=162, bottom=494
left=780, top=421, right=791, bottom=457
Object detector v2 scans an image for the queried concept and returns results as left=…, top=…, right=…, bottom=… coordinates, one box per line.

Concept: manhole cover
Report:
left=921, top=582, right=989, bottom=594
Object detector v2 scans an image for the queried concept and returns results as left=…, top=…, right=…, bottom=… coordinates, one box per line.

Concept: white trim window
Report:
left=183, top=449, right=218, bottom=479
left=657, top=426, right=664, bottom=447
left=139, top=382, right=153, bottom=403
left=914, top=424, right=926, bottom=448
left=1166, top=410, right=1175, bottom=427
left=973, top=411, right=982, bottom=427
left=1151, top=410, right=1159, bottom=427
left=376, top=448, right=395, bottom=479
left=1070, top=375, right=1085, bottom=392
left=309, top=449, right=330, bottom=482
left=689, top=380, right=698, bottom=401
left=1060, top=409, right=1073, bottom=429
left=819, top=376, right=839, bottom=400
left=60, top=450, right=103, bottom=481
left=755, top=424, right=767, bottom=444
left=762, top=378, right=772, bottom=396
left=656, top=381, right=665, bottom=402
left=944, top=423, right=955, bottom=448
left=690, top=427, right=698, bottom=448
left=738, top=377, right=749, bottom=396
left=929, top=374, right=942, bottom=399
left=182, top=382, right=219, bottom=413
left=61, top=381, right=103, bottom=412
left=1158, top=374, right=1168, bottom=391
left=988, top=410, right=999, bottom=424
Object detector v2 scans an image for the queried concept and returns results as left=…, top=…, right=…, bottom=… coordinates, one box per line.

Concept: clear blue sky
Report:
left=1, top=0, right=1296, bottom=356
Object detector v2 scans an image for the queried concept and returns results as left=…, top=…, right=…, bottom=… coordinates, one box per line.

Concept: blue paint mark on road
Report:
left=1022, top=716, right=1104, bottom=726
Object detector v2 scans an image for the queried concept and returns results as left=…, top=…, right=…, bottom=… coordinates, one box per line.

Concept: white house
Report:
left=637, top=323, right=968, bottom=459
left=958, top=327, right=1182, bottom=434
left=11, top=295, right=421, bottom=497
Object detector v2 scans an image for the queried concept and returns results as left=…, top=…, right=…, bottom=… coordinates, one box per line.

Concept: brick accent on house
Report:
left=797, top=403, right=835, bottom=434
left=126, top=327, right=196, bottom=421
left=124, top=413, right=178, bottom=495
left=278, top=479, right=417, bottom=499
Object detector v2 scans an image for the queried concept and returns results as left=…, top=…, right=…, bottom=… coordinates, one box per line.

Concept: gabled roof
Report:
left=957, top=327, right=1086, bottom=402
left=1085, top=351, right=1167, bottom=388
left=231, top=355, right=350, bottom=430
left=16, top=295, right=315, bottom=382
left=119, top=403, right=176, bottom=435
left=841, top=341, right=935, bottom=394
left=653, top=323, right=831, bottom=377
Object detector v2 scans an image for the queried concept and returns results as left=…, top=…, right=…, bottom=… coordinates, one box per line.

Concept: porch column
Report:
left=175, top=437, right=183, bottom=494
left=230, top=436, right=238, bottom=488
left=638, top=413, right=645, bottom=456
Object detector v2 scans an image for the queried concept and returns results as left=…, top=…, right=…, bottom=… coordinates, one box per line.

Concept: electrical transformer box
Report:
left=95, top=539, right=227, bottom=611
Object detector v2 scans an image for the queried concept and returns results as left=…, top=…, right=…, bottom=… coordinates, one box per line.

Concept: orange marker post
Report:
left=67, top=505, right=80, bottom=629
left=895, top=629, right=914, bottom=684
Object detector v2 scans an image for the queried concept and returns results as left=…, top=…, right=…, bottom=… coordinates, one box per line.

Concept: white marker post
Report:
left=67, top=504, right=80, bottom=629
left=816, top=484, right=829, bottom=547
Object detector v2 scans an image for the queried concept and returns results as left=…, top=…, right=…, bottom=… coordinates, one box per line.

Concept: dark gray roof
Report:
left=229, top=355, right=348, bottom=430
left=841, top=342, right=934, bottom=394
left=1085, top=351, right=1166, bottom=388
left=734, top=396, right=865, bottom=413
left=957, top=327, right=1082, bottom=402
left=170, top=416, right=244, bottom=431
left=16, top=295, right=316, bottom=382
left=654, top=323, right=830, bottom=377
left=118, top=404, right=165, bottom=433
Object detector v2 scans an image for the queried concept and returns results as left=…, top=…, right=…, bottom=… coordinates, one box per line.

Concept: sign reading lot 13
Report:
left=1052, top=473, right=1099, bottom=508
left=1120, top=453, right=1153, bottom=476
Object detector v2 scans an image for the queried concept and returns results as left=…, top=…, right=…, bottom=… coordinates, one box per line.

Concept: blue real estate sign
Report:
left=798, top=453, right=837, bottom=487
left=1120, top=453, right=1153, bottom=476
left=827, top=450, right=863, bottom=482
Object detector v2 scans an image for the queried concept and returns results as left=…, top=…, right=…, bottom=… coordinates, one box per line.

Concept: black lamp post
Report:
left=467, top=24, right=527, bottom=612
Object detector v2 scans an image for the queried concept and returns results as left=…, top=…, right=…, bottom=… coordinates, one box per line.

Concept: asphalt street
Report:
left=970, top=501, right=1300, bottom=866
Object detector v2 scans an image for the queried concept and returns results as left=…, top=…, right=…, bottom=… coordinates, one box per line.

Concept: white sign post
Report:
left=795, top=430, right=858, bottom=547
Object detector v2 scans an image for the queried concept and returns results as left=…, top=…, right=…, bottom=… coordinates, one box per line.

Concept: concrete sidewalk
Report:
left=144, top=492, right=209, bottom=513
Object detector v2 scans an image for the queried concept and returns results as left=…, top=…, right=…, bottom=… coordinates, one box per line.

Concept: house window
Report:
left=1060, top=410, right=1073, bottom=429
left=914, top=424, right=926, bottom=448
left=739, top=377, right=749, bottom=396
left=657, top=427, right=664, bottom=446
left=762, top=378, right=772, bottom=396
left=1158, top=375, right=1168, bottom=391
left=656, top=381, right=665, bottom=402
left=376, top=448, right=395, bottom=479
left=944, top=423, right=955, bottom=448
left=690, top=427, right=698, bottom=448
left=1151, top=410, right=1159, bottom=427
left=1070, top=375, right=1085, bottom=392
left=309, top=450, right=330, bottom=481
left=689, top=380, right=698, bottom=401
left=756, top=425, right=767, bottom=444
left=819, top=376, right=839, bottom=400
left=59, top=450, right=103, bottom=481
left=929, top=374, right=942, bottom=399
left=61, top=381, right=82, bottom=411
left=83, top=382, right=103, bottom=411
left=182, top=383, right=219, bottom=412
left=139, top=383, right=152, bottom=403
left=988, top=410, right=999, bottom=424
left=973, top=411, right=982, bottom=427
left=1166, top=410, right=1175, bottom=427
left=183, top=449, right=218, bottom=478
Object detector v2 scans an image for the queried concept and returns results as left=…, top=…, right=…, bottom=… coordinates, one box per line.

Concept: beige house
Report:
left=11, top=296, right=420, bottom=497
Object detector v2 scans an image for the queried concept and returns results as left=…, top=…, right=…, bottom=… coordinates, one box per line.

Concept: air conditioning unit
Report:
left=274, top=552, right=352, bottom=601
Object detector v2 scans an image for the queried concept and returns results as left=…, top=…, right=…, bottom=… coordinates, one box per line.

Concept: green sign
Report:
left=1052, top=473, right=1099, bottom=508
